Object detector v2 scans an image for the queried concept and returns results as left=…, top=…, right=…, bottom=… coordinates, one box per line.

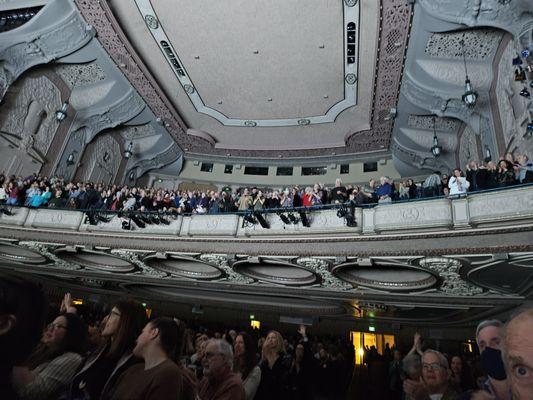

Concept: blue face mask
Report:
left=481, top=347, right=507, bottom=380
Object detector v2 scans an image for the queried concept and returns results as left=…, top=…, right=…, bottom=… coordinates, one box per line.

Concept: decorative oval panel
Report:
left=232, top=259, right=319, bottom=286
left=55, top=250, right=136, bottom=273
left=0, top=243, right=48, bottom=264
left=144, top=255, right=223, bottom=280
left=334, top=263, right=437, bottom=291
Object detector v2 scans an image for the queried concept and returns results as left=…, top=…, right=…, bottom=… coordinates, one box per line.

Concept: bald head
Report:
left=503, top=308, right=533, bottom=400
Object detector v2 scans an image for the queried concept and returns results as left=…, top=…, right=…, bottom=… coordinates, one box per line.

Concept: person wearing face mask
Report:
left=68, top=298, right=147, bottom=400
left=472, top=320, right=511, bottom=400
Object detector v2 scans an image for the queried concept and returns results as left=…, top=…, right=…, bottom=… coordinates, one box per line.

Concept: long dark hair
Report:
left=106, top=298, right=147, bottom=360
left=27, top=313, right=87, bottom=369
left=234, top=332, right=258, bottom=380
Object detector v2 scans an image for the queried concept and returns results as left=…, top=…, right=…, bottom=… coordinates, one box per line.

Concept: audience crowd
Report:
left=1, top=279, right=533, bottom=400
left=0, top=153, right=532, bottom=217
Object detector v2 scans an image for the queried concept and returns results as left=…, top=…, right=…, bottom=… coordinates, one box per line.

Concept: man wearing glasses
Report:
left=403, top=349, right=458, bottom=400
left=198, top=339, right=244, bottom=400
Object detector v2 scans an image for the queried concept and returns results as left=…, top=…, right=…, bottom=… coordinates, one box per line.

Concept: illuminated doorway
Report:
left=351, top=331, right=395, bottom=365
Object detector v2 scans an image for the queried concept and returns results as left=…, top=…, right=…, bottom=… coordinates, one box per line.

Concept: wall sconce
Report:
left=128, top=171, right=136, bottom=181
left=124, top=141, right=133, bottom=159
left=103, top=151, right=110, bottom=162
left=430, top=116, right=442, bottom=157
left=484, top=146, right=492, bottom=162
left=526, top=121, right=533, bottom=137
left=66, top=152, right=75, bottom=165
left=55, top=101, right=69, bottom=122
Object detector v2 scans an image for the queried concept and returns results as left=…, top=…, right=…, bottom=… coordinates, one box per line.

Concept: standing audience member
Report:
left=109, top=317, right=184, bottom=400
left=69, top=298, right=147, bottom=400
left=198, top=339, right=245, bottom=400
left=233, top=332, right=261, bottom=400
left=502, top=308, right=533, bottom=400
left=12, top=313, right=87, bottom=400
left=448, top=169, right=470, bottom=196
left=496, top=160, right=516, bottom=187
left=255, top=330, right=290, bottom=400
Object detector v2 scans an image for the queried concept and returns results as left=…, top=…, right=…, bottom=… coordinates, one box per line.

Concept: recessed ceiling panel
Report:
left=334, top=263, right=437, bottom=291
left=0, top=243, right=48, bottom=264
left=136, top=0, right=357, bottom=126
left=233, top=259, right=319, bottom=286
left=144, top=255, right=223, bottom=280
left=55, top=250, right=136, bottom=273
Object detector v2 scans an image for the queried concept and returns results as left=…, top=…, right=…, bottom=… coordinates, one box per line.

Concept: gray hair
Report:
left=422, top=349, right=449, bottom=369
left=210, top=338, right=234, bottom=369
left=475, top=319, right=503, bottom=345
left=402, top=353, right=421, bottom=378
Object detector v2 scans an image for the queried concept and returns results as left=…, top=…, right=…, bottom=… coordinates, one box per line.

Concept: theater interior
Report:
left=0, top=0, right=532, bottom=384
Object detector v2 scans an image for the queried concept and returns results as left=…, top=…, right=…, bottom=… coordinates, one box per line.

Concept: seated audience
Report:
left=233, top=332, right=261, bottom=400
left=403, top=349, right=457, bottom=400
left=12, top=313, right=87, bottom=400
left=198, top=338, right=245, bottom=400
left=109, top=317, right=184, bottom=400
left=69, top=298, right=147, bottom=400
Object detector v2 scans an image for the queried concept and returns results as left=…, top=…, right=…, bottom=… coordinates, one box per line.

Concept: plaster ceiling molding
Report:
left=125, top=284, right=345, bottom=315
left=418, top=257, right=483, bottom=296
left=458, top=124, right=479, bottom=167
left=416, top=59, right=492, bottom=89
left=121, top=123, right=157, bottom=140
left=0, top=242, right=48, bottom=264
left=333, top=261, right=437, bottom=291
left=134, top=0, right=359, bottom=127
left=508, top=254, right=533, bottom=269
left=69, top=80, right=116, bottom=110
left=400, top=128, right=458, bottom=153
left=425, top=28, right=503, bottom=60
left=83, top=134, right=121, bottom=183
left=417, top=0, right=530, bottom=38
left=296, top=257, right=353, bottom=290
left=496, top=38, right=530, bottom=155
left=129, top=142, right=182, bottom=178
left=144, top=254, right=224, bottom=280
left=407, top=115, right=460, bottom=132
left=54, top=248, right=137, bottom=273
left=232, top=258, right=319, bottom=287
left=0, top=0, right=95, bottom=100
left=0, top=74, right=61, bottom=157
left=54, top=62, right=106, bottom=88
left=78, top=0, right=411, bottom=158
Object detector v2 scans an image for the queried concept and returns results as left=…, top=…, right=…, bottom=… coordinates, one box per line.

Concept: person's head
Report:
left=295, top=343, right=305, bottom=362
left=102, top=299, right=147, bottom=358
left=263, top=330, right=285, bottom=355
left=450, top=355, right=462, bottom=376
left=335, top=178, right=342, bottom=187
left=0, top=275, right=46, bottom=369
left=503, top=308, right=533, bottom=399
left=421, top=350, right=450, bottom=394
left=402, top=353, right=422, bottom=380
left=233, top=332, right=257, bottom=378
left=203, top=339, right=234, bottom=380
left=476, top=319, right=503, bottom=353
left=498, top=160, right=509, bottom=170
left=133, top=317, right=181, bottom=360
left=453, top=168, right=462, bottom=178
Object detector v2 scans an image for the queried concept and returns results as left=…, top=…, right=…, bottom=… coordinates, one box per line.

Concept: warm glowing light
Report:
left=358, top=348, right=364, bottom=357
left=145, top=308, right=152, bottom=318
left=250, top=320, right=260, bottom=330
left=72, top=299, right=83, bottom=305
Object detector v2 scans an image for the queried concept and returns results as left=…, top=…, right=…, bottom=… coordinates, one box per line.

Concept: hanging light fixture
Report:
left=460, top=39, right=478, bottom=108
left=431, top=116, right=442, bottom=157
left=66, top=152, right=75, bottom=165
left=55, top=101, right=69, bottom=122
left=124, top=141, right=134, bottom=159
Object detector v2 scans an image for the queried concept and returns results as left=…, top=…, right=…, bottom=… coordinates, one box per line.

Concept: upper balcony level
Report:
left=0, top=185, right=532, bottom=332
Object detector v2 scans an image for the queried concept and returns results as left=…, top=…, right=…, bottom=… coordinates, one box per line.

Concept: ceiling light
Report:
left=431, top=116, right=442, bottom=157
left=124, top=142, right=134, bottom=159
left=460, top=40, right=478, bottom=108
left=55, top=101, right=69, bottom=122
left=66, top=152, right=76, bottom=165
left=520, top=87, right=531, bottom=98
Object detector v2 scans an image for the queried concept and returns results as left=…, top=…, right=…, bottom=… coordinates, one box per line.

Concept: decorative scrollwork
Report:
left=199, top=254, right=254, bottom=284
left=297, top=257, right=352, bottom=290
left=419, top=257, right=483, bottom=296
